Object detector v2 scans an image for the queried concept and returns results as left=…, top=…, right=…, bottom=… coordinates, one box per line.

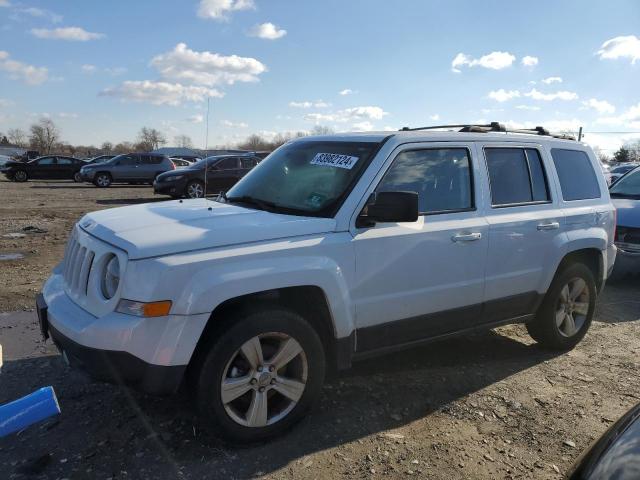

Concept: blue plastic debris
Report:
left=0, top=387, right=61, bottom=437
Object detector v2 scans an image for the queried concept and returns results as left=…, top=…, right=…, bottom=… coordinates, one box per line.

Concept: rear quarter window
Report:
left=550, top=149, right=601, bottom=201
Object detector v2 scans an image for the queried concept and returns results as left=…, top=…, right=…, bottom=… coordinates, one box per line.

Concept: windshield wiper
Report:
left=225, top=195, right=279, bottom=212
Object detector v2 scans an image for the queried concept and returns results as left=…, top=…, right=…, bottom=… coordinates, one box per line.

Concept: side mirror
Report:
left=358, top=191, right=419, bottom=227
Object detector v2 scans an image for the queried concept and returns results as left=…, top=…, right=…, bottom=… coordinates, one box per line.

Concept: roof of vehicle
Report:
left=292, top=122, right=585, bottom=148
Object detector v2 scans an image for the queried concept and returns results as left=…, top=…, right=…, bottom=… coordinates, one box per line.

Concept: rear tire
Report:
left=94, top=173, right=112, bottom=188
left=14, top=170, right=28, bottom=182
left=526, top=263, right=596, bottom=350
left=194, top=308, right=326, bottom=443
left=73, top=172, right=82, bottom=183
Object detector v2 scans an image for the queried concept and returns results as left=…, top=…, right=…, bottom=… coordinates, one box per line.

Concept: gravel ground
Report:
left=1, top=178, right=639, bottom=480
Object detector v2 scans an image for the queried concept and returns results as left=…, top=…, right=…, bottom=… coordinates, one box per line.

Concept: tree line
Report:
left=0, top=120, right=335, bottom=158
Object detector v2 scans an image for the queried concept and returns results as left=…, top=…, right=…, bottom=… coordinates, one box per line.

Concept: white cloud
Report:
left=352, top=121, right=374, bottom=131
left=0, top=50, right=48, bottom=85
left=488, top=89, right=521, bottom=102
left=524, top=88, right=578, bottom=101
left=339, top=89, right=353, bottom=96
left=0, top=0, right=11, bottom=7
left=503, top=119, right=582, bottom=133
left=31, top=27, right=104, bottom=41
left=521, top=55, right=538, bottom=67
left=583, top=132, right=640, bottom=155
left=596, top=35, right=640, bottom=64
left=57, top=112, right=78, bottom=118
left=429, top=114, right=440, bottom=121
left=451, top=51, right=516, bottom=72
left=596, top=102, right=640, bottom=129
left=100, top=81, right=222, bottom=106
left=541, top=76, right=562, bottom=84
left=515, top=105, right=541, bottom=111
left=248, top=22, right=286, bottom=40
left=150, top=43, right=266, bottom=87
left=221, top=119, right=248, bottom=128
left=197, top=0, right=254, bottom=20
left=105, top=67, right=127, bottom=76
left=304, top=105, right=388, bottom=123
left=582, top=98, right=615, bottom=115
left=81, top=64, right=96, bottom=74
left=19, top=7, right=62, bottom=23
left=289, top=100, right=330, bottom=108
left=187, top=114, right=204, bottom=124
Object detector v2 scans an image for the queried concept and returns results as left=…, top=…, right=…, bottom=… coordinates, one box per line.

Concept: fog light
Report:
left=116, top=299, right=172, bottom=317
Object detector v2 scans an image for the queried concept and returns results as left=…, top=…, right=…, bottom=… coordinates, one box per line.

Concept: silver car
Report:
left=80, top=153, right=175, bottom=187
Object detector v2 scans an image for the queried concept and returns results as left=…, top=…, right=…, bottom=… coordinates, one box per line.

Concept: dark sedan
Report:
left=568, top=402, right=640, bottom=479
left=2, top=155, right=85, bottom=182
left=154, top=154, right=260, bottom=199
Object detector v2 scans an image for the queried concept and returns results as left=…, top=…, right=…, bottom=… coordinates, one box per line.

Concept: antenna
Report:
left=204, top=96, right=210, bottom=205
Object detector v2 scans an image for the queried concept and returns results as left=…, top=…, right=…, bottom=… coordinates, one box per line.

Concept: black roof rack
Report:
left=399, top=122, right=576, bottom=140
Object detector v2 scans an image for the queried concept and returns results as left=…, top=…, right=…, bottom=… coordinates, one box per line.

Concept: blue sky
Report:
left=0, top=0, right=639, bottom=153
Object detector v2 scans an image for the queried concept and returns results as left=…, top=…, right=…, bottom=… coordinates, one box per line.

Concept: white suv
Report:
left=37, top=123, right=617, bottom=442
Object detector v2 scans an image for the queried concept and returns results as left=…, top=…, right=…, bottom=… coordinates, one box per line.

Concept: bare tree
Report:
left=101, top=141, right=114, bottom=152
left=137, top=127, right=166, bottom=151
left=311, top=125, right=334, bottom=136
left=7, top=128, right=27, bottom=147
left=174, top=134, right=193, bottom=148
left=113, top=142, right=134, bottom=154
left=29, top=118, right=60, bottom=154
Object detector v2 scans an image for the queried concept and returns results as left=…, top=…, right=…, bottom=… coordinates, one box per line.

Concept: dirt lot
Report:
left=1, top=178, right=639, bottom=480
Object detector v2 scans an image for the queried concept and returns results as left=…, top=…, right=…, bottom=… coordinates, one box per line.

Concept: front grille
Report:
left=63, top=232, right=95, bottom=296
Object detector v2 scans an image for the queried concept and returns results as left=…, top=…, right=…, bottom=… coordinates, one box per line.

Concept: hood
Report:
left=612, top=198, right=640, bottom=228
left=79, top=199, right=336, bottom=259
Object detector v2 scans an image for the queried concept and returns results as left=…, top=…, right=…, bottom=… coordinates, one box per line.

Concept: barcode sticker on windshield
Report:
left=310, top=153, right=359, bottom=170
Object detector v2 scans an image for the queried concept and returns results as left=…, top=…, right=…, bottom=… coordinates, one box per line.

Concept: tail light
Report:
left=170, top=161, right=176, bottom=170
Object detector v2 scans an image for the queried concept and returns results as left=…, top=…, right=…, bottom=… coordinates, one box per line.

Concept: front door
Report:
left=30, top=156, right=57, bottom=179
left=113, top=154, right=139, bottom=181
left=351, top=143, right=489, bottom=352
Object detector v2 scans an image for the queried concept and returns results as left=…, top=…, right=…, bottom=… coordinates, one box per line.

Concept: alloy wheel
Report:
left=96, top=175, right=110, bottom=187
left=14, top=171, right=27, bottom=182
left=555, top=277, right=590, bottom=337
left=220, top=332, right=308, bottom=428
left=187, top=182, right=204, bottom=198
left=74, top=172, right=82, bottom=182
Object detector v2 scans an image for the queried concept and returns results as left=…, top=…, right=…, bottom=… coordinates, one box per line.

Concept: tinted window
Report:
left=376, top=148, right=473, bottom=214
left=215, top=158, right=238, bottom=170
left=551, top=149, right=601, bottom=201
left=117, top=155, right=137, bottom=166
left=57, top=157, right=72, bottom=165
left=240, top=157, right=257, bottom=169
left=609, top=168, right=640, bottom=198
left=37, top=157, right=55, bottom=165
left=485, top=148, right=550, bottom=206
left=526, top=149, right=550, bottom=202
left=144, top=155, right=164, bottom=165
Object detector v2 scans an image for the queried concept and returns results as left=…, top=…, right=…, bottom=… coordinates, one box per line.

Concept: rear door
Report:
left=480, top=143, right=564, bottom=320
left=55, top=157, right=75, bottom=179
left=206, top=157, right=239, bottom=193
left=239, top=156, right=259, bottom=180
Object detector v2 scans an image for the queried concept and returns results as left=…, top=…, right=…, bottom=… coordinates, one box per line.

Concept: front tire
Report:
left=94, top=173, right=112, bottom=188
left=73, top=172, right=82, bottom=183
left=14, top=170, right=28, bottom=182
left=186, top=180, right=205, bottom=199
left=526, top=263, right=596, bottom=350
left=195, top=308, right=326, bottom=443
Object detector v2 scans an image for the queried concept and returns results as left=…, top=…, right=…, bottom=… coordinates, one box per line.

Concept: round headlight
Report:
left=101, top=254, right=120, bottom=299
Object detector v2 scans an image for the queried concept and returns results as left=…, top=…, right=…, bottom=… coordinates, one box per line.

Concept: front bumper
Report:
left=153, top=178, right=187, bottom=196
left=39, top=268, right=209, bottom=395
left=612, top=243, right=640, bottom=276
left=79, top=170, right=96, bottom=181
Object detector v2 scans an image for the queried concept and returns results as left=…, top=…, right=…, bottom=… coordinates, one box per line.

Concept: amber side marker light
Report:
left=116, top=299, right=172, bottom=317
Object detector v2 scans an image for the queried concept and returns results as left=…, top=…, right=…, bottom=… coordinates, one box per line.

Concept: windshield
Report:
left=610, top=167, right=640, bottom=198
left=224, top=140, right=382, bottom=217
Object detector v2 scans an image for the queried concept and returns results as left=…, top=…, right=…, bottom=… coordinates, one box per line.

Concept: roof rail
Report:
left=399, top=122, right=576, bottom=140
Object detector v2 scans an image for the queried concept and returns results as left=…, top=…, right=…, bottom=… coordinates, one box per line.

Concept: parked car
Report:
left=2, top=155, right=85, bottom=182
left=567, top=402, right=640, bottom=479
left=0, top=154, right=12, bottom=170
left=609, top=163, right=639, bottom=185
left=84, top=154, right=116, bottom=165
left=169, top=158, right=192, bottom=169
left=170, top=154, right=201, bottom=163
left=79, top=152, right=175, bottom=187
left=154, top=154, right=260, bottom=198
left=37, top=123, right=616, bottom=442
left=609, top=165, right=640, bottom=278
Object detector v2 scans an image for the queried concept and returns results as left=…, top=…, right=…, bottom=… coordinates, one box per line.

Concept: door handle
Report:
left=452, top=232, right=482, bottom=242
left=537, top=221, right=560, bottom=231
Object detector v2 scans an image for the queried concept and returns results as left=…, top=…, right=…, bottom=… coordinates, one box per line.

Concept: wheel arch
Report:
left=186, top=285, right=344, bottom=385
left=552, top=247, right=604, bottom=293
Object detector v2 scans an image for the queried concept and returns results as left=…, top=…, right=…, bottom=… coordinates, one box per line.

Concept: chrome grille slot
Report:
left=62, top=230, right=96, bottom=299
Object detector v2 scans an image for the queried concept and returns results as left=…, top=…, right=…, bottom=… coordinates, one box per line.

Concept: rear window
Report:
left=551, top=149, right=601, bottom=201
left=143, top=155, right=165, bottom=165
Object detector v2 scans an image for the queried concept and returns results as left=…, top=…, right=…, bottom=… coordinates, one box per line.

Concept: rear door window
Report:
left=485, top=148, right=550, bottom=206
left=550, top=149, right=601, bottom=200
left=240, top=157, right=257, bottom=169
left=118, top=155, right=137, bottom=166
left=215, top=158, right=239, bottom=170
